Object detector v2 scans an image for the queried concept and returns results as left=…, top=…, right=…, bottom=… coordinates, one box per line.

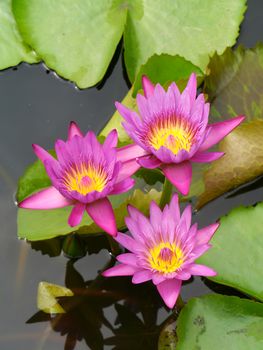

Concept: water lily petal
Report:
left=197, top=223, right=220, bottom=245
left=116, top=159, right=141, bottom=183
left=157, top=279, right=182, bottom=309
left=102, top=264, right=138, bottom=277
left=103, top=129, right=118, bottom=150
left=110, top=178, right=135, bottom=195
left=162, top=161, right=192, bottom=196
left=168, top=194, right=180, bottom=223
left=115, top=232, right=144, bottom=253
left=191, top=151, right=224, bottom=163
left=137, top=155, right=162, bottom=169
left=180, top=204, right=192, bottom=231
left=186, top=264, right=217, bottom=277
left=86, top=197, right=117, bottom=236
left=32, top=144, right=55, bottom=163
left=132, top=270, right=153, bottom=284
left=184, top=73, right=197, bottom=104
left=175, top=270, right=192, bottom=280
left=117, top=253, right=138, bottom=266
left=152, top=273, right=166, bottom=285
left=115, top=102, right=142, bottom=129
left=199, top=115, right=245, bottom=151
left=117, top=143, right=149, bottom=163
left=150, top=200, right=163, bottom=231
left=68, top=121, right=83, bottom=140
left=142, top=75, right=155, bottom=98
left=19, top=186, right=73, bottom=209
left=68, top=202, right=86, bottom=227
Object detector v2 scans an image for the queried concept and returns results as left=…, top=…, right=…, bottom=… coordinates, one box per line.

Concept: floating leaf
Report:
left=133, top=54, right=203, bottom=97
left=12, top=0, right=246, bottom=87
left=16, top=157, right=52, bottom=203
left=198, top=202, right=263, bottom=301
left=124, top=0, right=246, bottom=81
left=12, top=0, right=127, bottom=88
left=0, top=0, right=38, bottom=69
left=17, top=188, right=161, bottom=240
left=175, top=295, right=263, bottom=350
left=37, top=282, right=73, bottom=314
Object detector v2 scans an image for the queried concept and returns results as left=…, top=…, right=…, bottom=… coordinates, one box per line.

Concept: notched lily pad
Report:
left=175, top=295, right=263, bottom=350
left=37, top=281, right=73, bottom=314
left=132, top=54, right=203, bottom=97
left=124, top=0, right=246, bottom=81
left=12, top=0, right=246, bottom=86
left=12, top=0, right=127, bottom=88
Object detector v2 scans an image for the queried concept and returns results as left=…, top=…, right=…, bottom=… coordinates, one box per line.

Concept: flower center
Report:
left=64, top=163, right=107, bottom=195
left=149, top=242, right=185, bottom=274
left=147, top=118, right=193, bottom=154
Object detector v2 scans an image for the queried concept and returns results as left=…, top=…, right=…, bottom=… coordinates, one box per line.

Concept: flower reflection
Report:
left=27, top=260, right=163, bottom=350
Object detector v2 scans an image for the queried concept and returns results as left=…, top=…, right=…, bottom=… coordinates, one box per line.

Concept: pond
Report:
left=1, top=0, right=263, bottom=349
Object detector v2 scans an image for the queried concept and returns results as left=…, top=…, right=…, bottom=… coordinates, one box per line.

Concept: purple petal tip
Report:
left=142, top=75, right=155, bottom=98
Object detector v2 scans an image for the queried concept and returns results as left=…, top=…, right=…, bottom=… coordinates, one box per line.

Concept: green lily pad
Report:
left=194, top=45, right=263, bottom=208
left=12, top=0, right=246, bottom=87
left=124, top=0, right=246, bottom=81
left=0, top=0, right=37, bottom=69
left=16, top=157, right=52, bottom=203
left=37, top=281, right=73, bottom=314
left=198, top=202, right=263, bottom=301
left=174, top=295, right=263, bottom=350
left=132, top=54, right=203, bottom=97
left=17, top=187, right=161, bottom=240
left=12, top=0, right=127, bottom=88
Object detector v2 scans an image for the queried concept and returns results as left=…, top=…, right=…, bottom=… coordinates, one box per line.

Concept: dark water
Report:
left=0, top=1, right=263, bottom=349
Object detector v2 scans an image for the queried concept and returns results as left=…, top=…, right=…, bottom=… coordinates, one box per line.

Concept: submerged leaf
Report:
left=198, top=202, right=263, bottom=301
left=12, top=0, right=246, bottom=87
left=0, top=0, right=37, bottom=69
left=175, top=295, right=263, bottom=349
left=158, top=318, right=177, bottom=349
left=37, top=282, right=73, bottom=314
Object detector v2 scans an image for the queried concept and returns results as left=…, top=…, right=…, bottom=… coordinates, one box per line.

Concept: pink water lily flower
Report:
left=116, top=74, right=245, bottom=195
left=103, top=194, right=219, bottom=308
left=19, top=122, right=138, bottom=236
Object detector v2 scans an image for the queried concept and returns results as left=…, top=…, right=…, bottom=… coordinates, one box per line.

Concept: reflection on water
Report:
left=27, top=260, right=163, bottom=350
left=1, top=1, right=263, bottom=348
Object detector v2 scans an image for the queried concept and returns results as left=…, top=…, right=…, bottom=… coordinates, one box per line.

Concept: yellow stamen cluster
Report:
left=64, top=163, right=107, bottom=195
left=147, top=118, right=193, bottom=154
left=149, top=242, right=185, bottom=274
